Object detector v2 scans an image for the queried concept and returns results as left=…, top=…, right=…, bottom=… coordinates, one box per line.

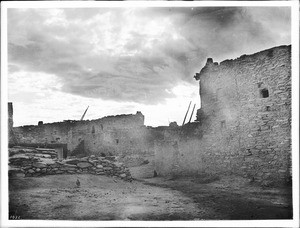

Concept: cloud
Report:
left=8, top=7, right=291, bottom=106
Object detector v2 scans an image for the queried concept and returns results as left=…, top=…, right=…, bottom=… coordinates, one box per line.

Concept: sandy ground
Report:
left=9, top=174, right=292, bottom=220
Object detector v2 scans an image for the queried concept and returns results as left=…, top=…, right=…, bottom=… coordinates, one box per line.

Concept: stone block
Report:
left=119, top=173, right=126, bottom=178
left=65, top=159, right=80, bottom=165
left=55, top=170, right=64, bottom=174
left=28, top=169, right=35, bottom=174
left=113, top=162, right=123, bottom=168
left=50, top=163, right=61, bottom=168
left=22, top=166, right=32, bottom=170
left=62, top=163, right=77, bottom=168
left=77, top=162, right=93, bottom=168
left=61, top=167, right=76, bottom=171
left=32, top=162, right=47, bottom=168
left=79, top=157, right=89, bottom=162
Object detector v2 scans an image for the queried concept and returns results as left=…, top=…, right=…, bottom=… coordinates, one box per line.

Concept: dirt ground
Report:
left=9, top=174, right=292, bottom=220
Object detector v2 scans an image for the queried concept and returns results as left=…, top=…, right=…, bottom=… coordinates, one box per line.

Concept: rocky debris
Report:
left=65, top=158, right=80, bottom=165
left=9, top=147, right=133, bottom=181
left=32, top=162, right=47, bottom=168
left=77, top=162, right=93, bottom=169
left=9, top=147, right=57, bottom=158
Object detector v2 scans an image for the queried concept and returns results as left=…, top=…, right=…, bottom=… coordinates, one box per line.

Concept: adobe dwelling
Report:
left=8, top=45, right=292, bottom=184
left=10, top=110, right=154, bottom=163
left=155, top=45, right=291, bottom=185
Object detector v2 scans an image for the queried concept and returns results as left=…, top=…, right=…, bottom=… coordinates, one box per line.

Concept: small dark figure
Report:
left=153, top=170, right=158, bottom=177
left=76, top=178, right=80, bottom=188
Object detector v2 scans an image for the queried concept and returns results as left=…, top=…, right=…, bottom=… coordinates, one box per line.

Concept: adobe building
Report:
left=8, top=45, right=292, bottom=184
left=155, top=45, right=291, bottom=185
left=11, top=110, right=154, bottom=164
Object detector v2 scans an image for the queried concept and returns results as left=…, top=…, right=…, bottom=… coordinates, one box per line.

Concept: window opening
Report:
left=260, top=88, right=269, bottom=98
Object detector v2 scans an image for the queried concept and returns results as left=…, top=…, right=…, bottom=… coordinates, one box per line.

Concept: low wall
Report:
left=9, top=147, right=133, bottom=181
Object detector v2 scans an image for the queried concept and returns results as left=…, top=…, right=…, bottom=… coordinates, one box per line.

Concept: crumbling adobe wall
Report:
left=13, top=121, right=71, bottom=145
left=68, top=113, right=154, bottom=163
left=155, top=45, right=292, bottom=185
left=12, top=111, right=154, bottom=166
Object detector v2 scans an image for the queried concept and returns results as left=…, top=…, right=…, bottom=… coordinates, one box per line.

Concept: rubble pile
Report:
left=9, top=147, right=57, bottom=158
left=9, top=147, right=133, bottom=181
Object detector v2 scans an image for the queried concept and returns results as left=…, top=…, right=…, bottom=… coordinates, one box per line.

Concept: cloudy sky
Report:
left=7, top=6, right=291, bottom=127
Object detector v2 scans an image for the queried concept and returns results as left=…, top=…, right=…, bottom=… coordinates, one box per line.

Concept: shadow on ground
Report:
left=139, top=174, right=292, bottom=220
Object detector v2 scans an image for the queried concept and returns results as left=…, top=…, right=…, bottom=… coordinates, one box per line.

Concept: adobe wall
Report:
left=12, top=111, right=154, bottom=165
left=154, top=45, right=292, bottom=185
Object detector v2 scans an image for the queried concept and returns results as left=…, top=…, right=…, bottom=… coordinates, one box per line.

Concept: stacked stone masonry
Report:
left=155, top=45, right=292, bottom=185
left=9, top=147, right=133, bottom=181
left=12, top=112, right=154, bottom=165
left=9, top=45, right=292, bottom=185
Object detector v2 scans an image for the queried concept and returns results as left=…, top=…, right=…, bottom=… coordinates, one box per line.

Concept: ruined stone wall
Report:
left=155, top=45, right=292, bottom=185
left=8, top=102, right=15, bottom=144
left=13, top=122, right=71, bottom=145
left=9, top=147, right=133, bottom=181
left=12, top=112, right=154, bottom=165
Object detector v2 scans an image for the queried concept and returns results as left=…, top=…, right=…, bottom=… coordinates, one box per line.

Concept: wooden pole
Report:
left=188, top=104, right=196, bottom=123
left=80, top=106, right=89, bottom=121
left=182, top=101, right=192, bottom=126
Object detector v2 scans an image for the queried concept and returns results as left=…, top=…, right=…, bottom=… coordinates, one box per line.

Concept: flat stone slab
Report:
left=39, top=158, right=56, bottom=164
left=9, top=155, right=31, bottom=160
left=77, top=162, right=93, bottom=168
left=36, top=148, right=56, bottom=152
left=31, top=154, right=52, bottom=158
left=9, top=166, right=23, bottom=172
left=113, top=162, right=123, bottom=168
left=28, top=169, right=35, bottom=174
left=32, top=162, right=47, bottom=168
left=65, top=159, right=80, bottom=165
left=119, top=173, right=126, bottom=178
left=79, top=157, right=89, bottom=161
left=49, top=163, right=61, bottom=168
left=62, top=163, right=77, bottom=168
